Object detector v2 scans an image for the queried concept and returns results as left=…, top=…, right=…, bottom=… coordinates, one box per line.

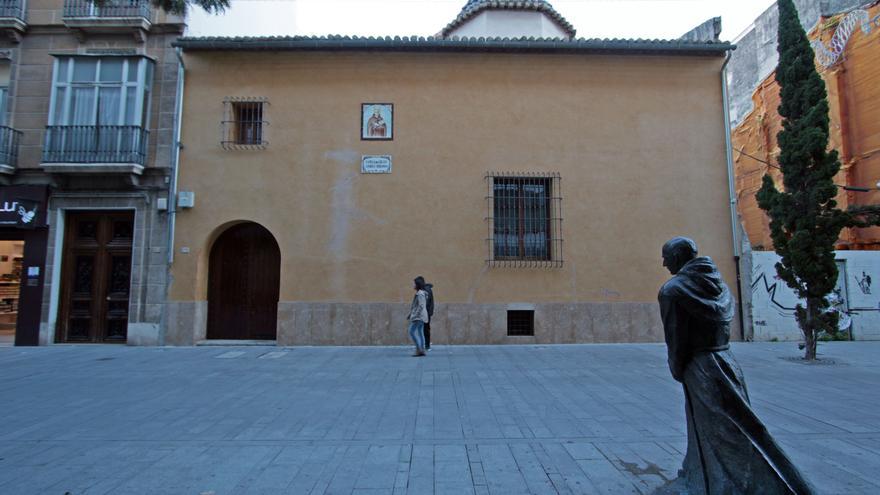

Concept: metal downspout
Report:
left=168, top=47, right=185, bottom=265
left=722, top=51, right=745, bottom=340
left=158, top=47, right=185, bottom=346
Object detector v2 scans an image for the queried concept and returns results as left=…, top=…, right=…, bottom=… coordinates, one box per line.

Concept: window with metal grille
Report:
left=486, top=172, right=563, bottom=267
left=222, top=97, right=268, bottom=149
left=507, top=310, right=535, bottom=336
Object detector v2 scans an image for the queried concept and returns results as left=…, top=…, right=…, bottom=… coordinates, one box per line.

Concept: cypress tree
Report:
left=757, top=0, right=880, bottom=359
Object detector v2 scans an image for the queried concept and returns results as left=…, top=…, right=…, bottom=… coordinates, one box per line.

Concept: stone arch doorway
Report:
left=207, top=222, right=280, bottom=340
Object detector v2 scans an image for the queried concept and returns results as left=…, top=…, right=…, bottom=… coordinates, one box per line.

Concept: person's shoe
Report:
left=416, top=349, right=426, bottom=357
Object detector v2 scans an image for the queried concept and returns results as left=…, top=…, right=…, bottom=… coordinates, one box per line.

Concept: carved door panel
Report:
left=58, top=212, right=134, bottom=343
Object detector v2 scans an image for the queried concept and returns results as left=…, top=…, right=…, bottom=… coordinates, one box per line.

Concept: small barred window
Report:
left=222, top=97, right=268, bottom=150
left=507, top=310, right=535, bottom=336
left=486, top=172, right=563, bottom=268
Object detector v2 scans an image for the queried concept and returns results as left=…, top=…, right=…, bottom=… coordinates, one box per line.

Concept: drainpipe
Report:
left=721, top=50, right=746, bottom=340
left=167, top=47, right=185, bottom=264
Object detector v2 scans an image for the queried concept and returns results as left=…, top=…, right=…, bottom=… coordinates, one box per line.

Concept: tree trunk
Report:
left=803, top=299, right=818, bottom=360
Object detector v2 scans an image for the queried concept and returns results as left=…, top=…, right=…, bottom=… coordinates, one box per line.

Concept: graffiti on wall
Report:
left=856, top=271, right=872, bottom=295
left=749, top=251, right=880, bottom=341
left=750, top=265, right=797, bottom=317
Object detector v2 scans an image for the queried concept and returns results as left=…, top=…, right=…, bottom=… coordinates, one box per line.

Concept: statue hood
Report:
left=663, top=256, right=734, bottom=323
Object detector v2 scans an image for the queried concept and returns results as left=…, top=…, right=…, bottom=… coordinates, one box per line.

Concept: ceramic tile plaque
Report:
left=361, top=155, right=392, bottom=174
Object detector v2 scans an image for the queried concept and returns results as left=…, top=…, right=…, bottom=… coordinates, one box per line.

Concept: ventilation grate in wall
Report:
left=507, top=310, right=535, bottom=336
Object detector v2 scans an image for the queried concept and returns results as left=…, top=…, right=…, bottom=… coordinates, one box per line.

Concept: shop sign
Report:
left=0, top=186, right=48, bottom=229
left=361, top=155, right=392, bottom=174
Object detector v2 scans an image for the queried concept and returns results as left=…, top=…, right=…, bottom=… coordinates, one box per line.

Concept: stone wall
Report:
left=164, top=301, right=667, bottom=346
left=727, top=0, right=864, bottom=127
left=2, top=30, right=181, bottom=179
left=6, top=5, right=183, bottom=345
left=679, top=17, right=721, bottom=42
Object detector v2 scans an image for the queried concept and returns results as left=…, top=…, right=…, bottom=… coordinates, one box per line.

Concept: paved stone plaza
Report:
left=1, top=342, right=878, bottom=494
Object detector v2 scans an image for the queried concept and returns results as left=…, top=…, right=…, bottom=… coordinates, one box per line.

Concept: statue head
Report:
left=662, top=237, right=698, bottom=275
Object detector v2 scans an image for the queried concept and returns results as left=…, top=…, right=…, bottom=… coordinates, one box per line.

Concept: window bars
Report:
left=485, top=171, right=563, bottom=268
left=0, top=125, right=21, bottom=167
left=42, top=125, right=149, bottom=165
left=221, top=97, right=268, bottom=150
left=507, top=310, right=535, bottom=336
left=0, top=0, right=25, bottom=21
left=63, top=0, right=151, bottom=19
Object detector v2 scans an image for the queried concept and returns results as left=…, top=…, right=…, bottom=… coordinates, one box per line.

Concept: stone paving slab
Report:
left=0, top=342, right=879, bottom=494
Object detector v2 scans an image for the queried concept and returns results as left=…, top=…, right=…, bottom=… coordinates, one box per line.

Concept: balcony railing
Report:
left=42, top=125, right=149, bottom=165
left=63, top=0, right=151, bottom=19
left=0, top=0, right=25, bottom=21
left=0, top=126, right=22, bottom=168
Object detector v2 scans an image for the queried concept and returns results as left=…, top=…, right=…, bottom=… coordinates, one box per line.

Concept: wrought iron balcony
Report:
left=0, top=125, right=22, bottom=173
left=64, top=0, right=150, bottom=19
left=63, top=0, right=152, bottom=39
left=0, top=0, right=25, bottom=19
left=0, top=0, right=27, bottom=40
left=42, top=125, right=149, bottom=170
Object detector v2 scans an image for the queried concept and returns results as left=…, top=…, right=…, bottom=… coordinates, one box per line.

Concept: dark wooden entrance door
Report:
left=207, top=223, right=280, bottom=340
left=57, top=212, right=134, bottom=343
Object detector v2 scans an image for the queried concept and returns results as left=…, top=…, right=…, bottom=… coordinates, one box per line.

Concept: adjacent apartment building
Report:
left=731, top=0, right=880, bottom=250
left=166, top=1, right=739, bottom=346
left=728, top=0, right=880, bottom=341
left=0, top=0, right=183, bottom=345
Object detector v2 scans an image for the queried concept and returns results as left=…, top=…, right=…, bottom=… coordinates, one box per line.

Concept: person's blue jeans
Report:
left=408, top=320, right=425, bottom=351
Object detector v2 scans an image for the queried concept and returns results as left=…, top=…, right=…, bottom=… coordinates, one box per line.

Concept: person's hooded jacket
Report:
left=408, top=289, right=429, bottom=323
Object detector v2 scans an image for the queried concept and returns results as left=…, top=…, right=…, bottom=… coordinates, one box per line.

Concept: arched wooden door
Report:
left=207, top=223, right=280, bottom=340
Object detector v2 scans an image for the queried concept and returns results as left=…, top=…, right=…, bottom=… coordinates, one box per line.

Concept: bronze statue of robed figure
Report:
left=658, top=237, right=815, bottom=494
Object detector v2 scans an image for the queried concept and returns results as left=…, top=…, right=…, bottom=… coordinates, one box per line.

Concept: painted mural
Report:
left=749, top=251, right=880, bottom=341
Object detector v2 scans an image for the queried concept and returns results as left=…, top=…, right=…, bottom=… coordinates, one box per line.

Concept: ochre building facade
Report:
left=166, top=37, right=739, bottom=346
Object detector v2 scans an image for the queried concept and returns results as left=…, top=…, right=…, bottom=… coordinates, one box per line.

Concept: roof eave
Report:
left=173, top=38, right=736, bottom=56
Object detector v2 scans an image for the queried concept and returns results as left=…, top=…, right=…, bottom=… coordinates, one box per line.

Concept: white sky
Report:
left=186, top=0, right=778, bottom=41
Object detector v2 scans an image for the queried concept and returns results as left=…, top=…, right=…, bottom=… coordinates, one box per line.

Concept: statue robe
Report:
left=659, top=257, right=815, bottom=494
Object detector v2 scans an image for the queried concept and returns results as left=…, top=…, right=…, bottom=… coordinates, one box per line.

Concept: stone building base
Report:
left=163, top=301, right=672, bottom=346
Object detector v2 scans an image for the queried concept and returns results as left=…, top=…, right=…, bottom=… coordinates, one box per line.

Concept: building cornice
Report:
left=173, top=36, right=735, bottom=57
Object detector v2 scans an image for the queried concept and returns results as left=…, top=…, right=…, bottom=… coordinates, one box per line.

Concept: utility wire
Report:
left=736, top=147, right=873, bottom=193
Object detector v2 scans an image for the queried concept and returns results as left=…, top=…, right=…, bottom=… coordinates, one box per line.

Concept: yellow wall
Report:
left=171, top=50, right=735, bottom=305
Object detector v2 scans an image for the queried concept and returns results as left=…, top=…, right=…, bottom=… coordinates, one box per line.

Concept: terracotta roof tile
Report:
left=174, top=36, right=734, bottom=56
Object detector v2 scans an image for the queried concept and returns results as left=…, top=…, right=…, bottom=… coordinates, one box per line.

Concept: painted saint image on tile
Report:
left=361, top=103, right=393, bottom=140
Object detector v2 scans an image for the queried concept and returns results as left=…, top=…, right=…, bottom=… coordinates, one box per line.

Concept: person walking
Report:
left=423, top=280, right=434, bottom=350
left=407, top=276, right=429, bottom=357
